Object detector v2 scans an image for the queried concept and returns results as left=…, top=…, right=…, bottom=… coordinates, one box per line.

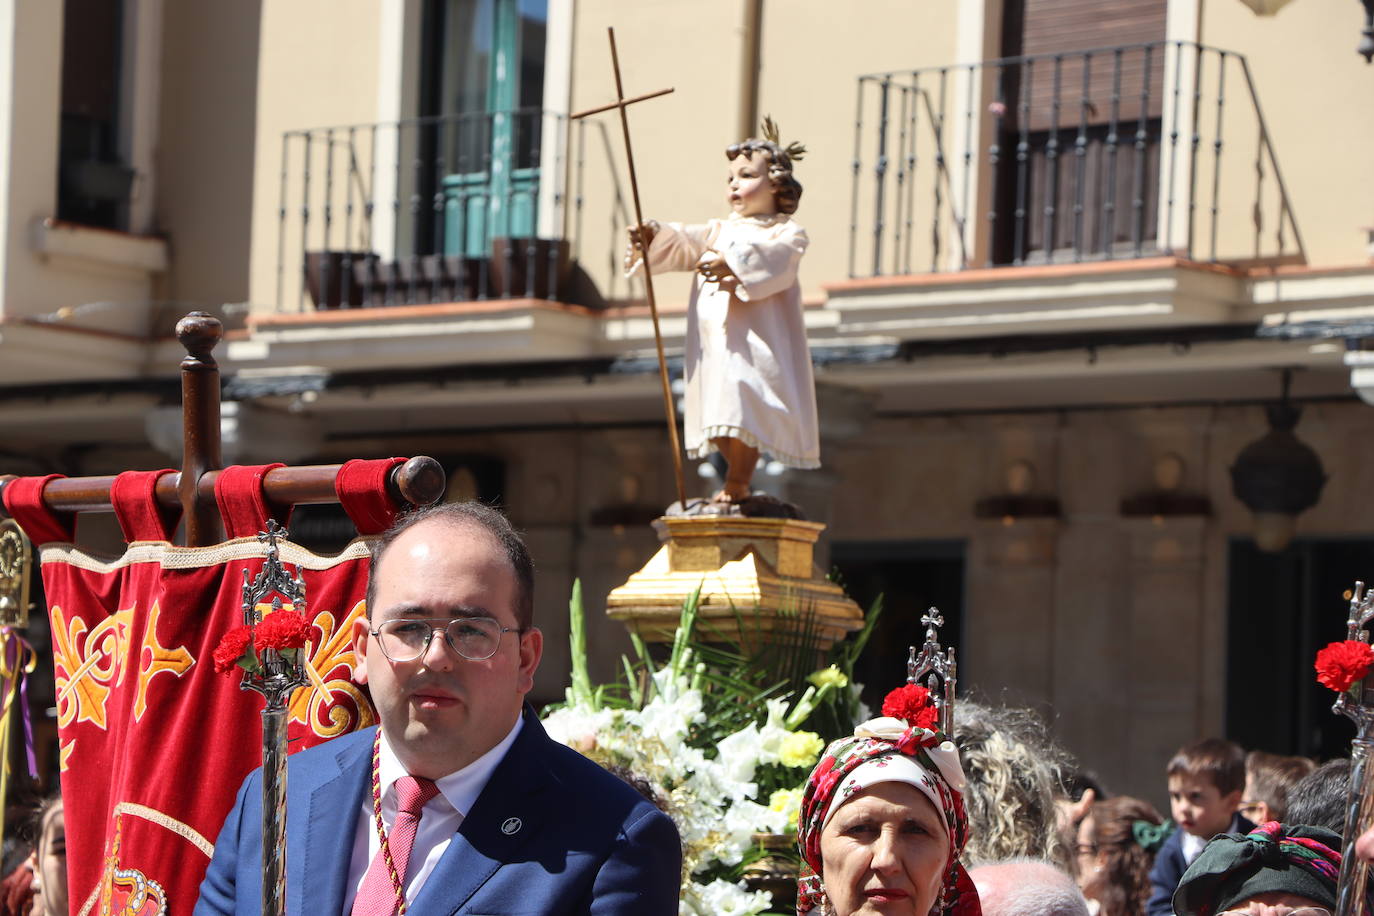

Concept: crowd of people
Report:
left=798, top=710, right=1368, bottom=916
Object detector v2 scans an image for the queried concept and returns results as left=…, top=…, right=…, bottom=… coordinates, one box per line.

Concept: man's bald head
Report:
left=366, top=502, right=535, bottom=628
left=970, top=859, right=1090, bottom=916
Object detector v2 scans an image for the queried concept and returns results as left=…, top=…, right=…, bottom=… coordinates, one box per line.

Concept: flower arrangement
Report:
left=211, top=609, right=310, bottom=676
left=542, top=583, right=879, bottom=916
left=1315, top=639, right=1374, bottom=694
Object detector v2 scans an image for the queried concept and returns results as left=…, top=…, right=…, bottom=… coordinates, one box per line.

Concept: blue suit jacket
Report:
left=195, top=708, right=682, bottom=915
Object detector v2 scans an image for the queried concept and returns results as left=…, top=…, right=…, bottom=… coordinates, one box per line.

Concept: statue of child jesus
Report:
left=626, top=124, right=819, bottom=504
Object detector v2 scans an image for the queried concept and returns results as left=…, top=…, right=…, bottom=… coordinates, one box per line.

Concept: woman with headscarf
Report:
left=1172, top=821, right=1361, bottom=915
left=796, top=684, right=982, bottom=916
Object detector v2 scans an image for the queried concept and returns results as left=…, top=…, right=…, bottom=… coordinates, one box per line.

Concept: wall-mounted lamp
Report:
left=1229, top=370, right=1327, bottom=552
left=1236, top=0, right=1295, bottom=14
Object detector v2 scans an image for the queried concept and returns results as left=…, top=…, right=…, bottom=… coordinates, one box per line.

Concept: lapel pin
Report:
left=501, top=817, right=522, bottom=835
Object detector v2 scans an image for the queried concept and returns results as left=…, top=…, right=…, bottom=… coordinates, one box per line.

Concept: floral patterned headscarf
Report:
left=796, top=686, right=981, bottom=916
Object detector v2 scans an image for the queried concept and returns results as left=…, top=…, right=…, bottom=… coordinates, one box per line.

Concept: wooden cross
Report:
left=570, top=28, right=688, bottom=510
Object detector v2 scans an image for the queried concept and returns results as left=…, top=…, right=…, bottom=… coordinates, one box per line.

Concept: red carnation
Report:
left=1315, top=640, right=1374, bottom=693
left=255, top=610, right=311, bottom=652
left=212, top=626, right=255, bottom=675
left=882, top=684, right=940, bottom=731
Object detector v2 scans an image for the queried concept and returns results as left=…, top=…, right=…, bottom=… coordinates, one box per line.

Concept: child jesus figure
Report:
left=626, top=126, right=820, bottom=504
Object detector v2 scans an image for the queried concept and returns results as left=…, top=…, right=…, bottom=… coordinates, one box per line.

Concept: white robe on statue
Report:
left=629, top=212, right=820, bottom=469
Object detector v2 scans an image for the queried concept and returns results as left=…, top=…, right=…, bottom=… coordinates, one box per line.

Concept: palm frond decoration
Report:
left=760, top=114, right=806, bottom=162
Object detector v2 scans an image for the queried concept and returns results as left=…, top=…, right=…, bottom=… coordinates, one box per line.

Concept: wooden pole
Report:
left=598, top=27, right=689, bottom=509
left=176, top=311, right=224, bottom=546
left=0, top=457, right=446, bottom=519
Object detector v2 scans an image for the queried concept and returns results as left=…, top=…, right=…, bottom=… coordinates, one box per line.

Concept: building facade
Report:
left=1, top=0, right=1373, bottom=803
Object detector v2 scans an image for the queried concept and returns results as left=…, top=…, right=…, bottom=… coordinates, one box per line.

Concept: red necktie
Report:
left=351, top=775, right=441, bottom=916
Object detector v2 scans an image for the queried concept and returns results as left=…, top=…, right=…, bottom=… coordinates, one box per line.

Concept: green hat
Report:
left=1172, top=823, right=1344, bottom=916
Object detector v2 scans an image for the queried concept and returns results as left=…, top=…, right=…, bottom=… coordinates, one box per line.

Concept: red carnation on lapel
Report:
left=881, top=684, right=940, bottom=730
left=1315, top=640, right=1374, bottom=693
left=255, top=610, right=311, bottom=651
left=212, top=626, right=255, bottom=674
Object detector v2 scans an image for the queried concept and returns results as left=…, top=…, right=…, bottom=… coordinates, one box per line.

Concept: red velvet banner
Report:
left=2, top=459, right=404, bottom=915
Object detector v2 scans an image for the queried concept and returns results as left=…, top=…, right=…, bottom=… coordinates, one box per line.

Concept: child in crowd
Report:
left=1145, top=738, right=1254, bottom=916
left=1240, top=749, right=1314, bottom=826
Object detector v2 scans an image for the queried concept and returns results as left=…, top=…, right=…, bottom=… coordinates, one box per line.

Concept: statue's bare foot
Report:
left=711, top=483, right=751, bottom=503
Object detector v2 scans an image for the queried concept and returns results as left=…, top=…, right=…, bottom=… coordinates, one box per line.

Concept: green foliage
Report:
left=550, top=579, right=883, bottom=746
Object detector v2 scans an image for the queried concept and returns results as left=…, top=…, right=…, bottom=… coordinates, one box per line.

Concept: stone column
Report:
left=964, top=517, right=1061, bottom=708
left=1121, top=516, right=1209, bottom=797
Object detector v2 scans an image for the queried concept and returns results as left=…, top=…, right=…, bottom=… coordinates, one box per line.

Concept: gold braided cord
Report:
left=112, top=802, right=216, bottom=858
left=369, top=730, right=410, bottom=915
left=38, top=535, right=375, bottom=575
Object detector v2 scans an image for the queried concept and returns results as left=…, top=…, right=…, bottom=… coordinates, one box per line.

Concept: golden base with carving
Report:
left=606, top=515, right=864, bottom=650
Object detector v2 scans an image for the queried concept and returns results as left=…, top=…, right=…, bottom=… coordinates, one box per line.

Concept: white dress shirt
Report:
left=342, top=716, right=524, bottom=911
left=1180, top=812, right=1248, bottom=867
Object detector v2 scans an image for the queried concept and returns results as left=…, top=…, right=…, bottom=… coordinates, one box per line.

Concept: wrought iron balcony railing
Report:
left=849, top=41, right=1305, bottom=278
left=275, top=108, right=630, bottom=312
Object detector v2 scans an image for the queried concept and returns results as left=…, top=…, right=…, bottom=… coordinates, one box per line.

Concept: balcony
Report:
left=848, top=41, right=1304, bottom=278
left=273, top=108, right=628, bottom=314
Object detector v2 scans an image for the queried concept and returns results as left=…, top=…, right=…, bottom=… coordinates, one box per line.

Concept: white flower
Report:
left=714, top=723, right=763, bottom=784
left=681, top=879, right=773, bottom=916
left=706, top=798, right=786, bottom=867
left=540, top=704, right=615, bottom=751
left=755, top=698, right=794, bottom=765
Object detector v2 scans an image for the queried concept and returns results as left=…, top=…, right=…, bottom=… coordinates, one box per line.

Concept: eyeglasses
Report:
left=370, top=616, right=519, bottom=662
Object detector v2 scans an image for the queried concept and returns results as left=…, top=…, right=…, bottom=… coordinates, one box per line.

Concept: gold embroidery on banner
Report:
left=289, top=600, right=374, bottom=736
left=133, top=602, right=194, bottom=721
left=52, top=606, right=132, bottom=730
left=88, top=808, right=172, bottom=916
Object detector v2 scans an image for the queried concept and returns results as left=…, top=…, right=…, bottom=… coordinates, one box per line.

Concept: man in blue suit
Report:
left=197, top=503, right=681, bottom=915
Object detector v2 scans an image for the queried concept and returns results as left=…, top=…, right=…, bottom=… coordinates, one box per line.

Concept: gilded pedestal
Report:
left=606, top=515, right=864, bottom=650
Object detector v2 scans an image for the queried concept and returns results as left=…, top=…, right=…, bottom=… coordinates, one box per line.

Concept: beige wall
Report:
left=1196, top=0, right=1374, bottom=268
left=155, top=1, right=262, bottom=309
left=246, top=0, right=389, bottom=311
left=758, top=2, right=961, bottom=293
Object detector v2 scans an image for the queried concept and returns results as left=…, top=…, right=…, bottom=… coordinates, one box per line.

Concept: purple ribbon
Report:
left=1, top=628, right=37, bottom=779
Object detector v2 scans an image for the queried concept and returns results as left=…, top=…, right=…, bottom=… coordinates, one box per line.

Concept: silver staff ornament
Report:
left=907, top=606, right=958, bottom=736
left=1324, top=580, right=1374, bottom=916
left=239, top=521, right=310, bottom=916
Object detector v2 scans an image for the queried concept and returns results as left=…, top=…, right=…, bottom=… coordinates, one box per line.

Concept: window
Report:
left=58, top=0, right=134, bottom=231
left=418, top=0, right=548, bottom=258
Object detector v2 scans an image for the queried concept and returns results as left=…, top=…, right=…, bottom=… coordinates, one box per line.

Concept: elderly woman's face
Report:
left=819, top=781, right=949, bottom=916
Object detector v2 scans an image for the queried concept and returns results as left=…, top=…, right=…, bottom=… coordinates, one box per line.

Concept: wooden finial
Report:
left=176, top=311, right=223, bottom=365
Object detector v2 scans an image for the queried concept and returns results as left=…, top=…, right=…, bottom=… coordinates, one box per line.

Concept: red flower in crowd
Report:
left=882, top=684, right=940, bottom=731
left=1315, top=640, right=1374, bottom=693
left=255, top=610, right=311, bottom=652
left=211, top=626, right=255, bottom=675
